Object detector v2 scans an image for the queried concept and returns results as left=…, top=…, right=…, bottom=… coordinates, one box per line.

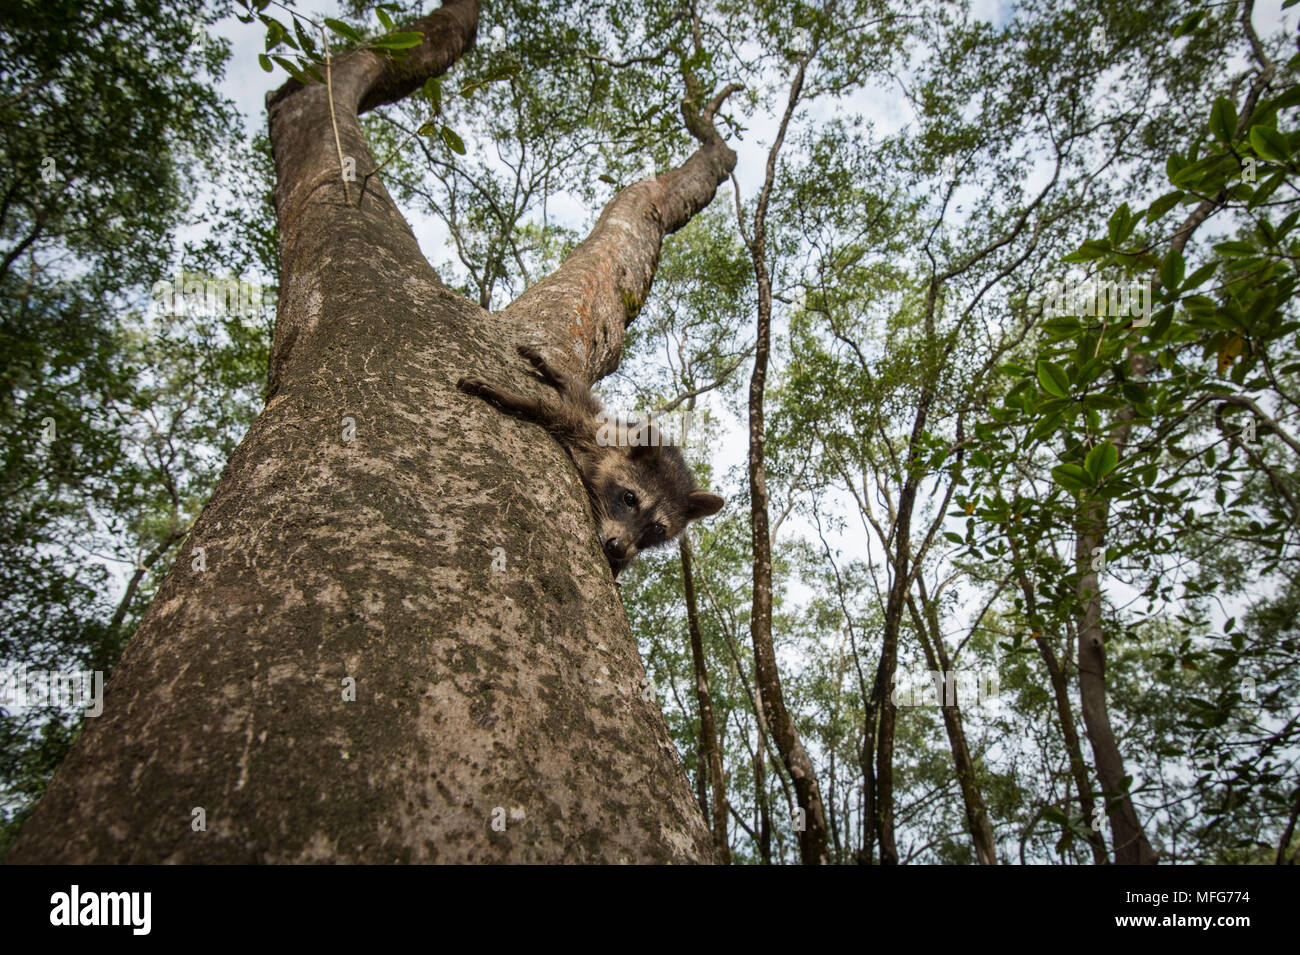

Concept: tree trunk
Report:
left=1073, top=509, right=1158, bottom=865
left=8, top=0, right=739, bottom=864
left=741, top=47, right=831, bottom=867
left=1006, top=540, right=1109, bottom=864
left=681, top=535, right=730, bottom=863
left=907, top=594, right=997, bottom=864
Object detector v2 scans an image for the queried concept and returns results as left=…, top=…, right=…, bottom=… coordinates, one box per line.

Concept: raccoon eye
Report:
left=652, top=523, right=666, bottom=537
left=622, top=491, right=638, bottom=508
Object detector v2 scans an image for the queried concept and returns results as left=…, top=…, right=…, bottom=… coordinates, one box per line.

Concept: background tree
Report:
left=0, top=0, right=242, bottom=853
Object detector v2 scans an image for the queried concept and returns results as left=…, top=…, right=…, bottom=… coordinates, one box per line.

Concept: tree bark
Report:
left=680, top=535, right=730, bottom=863
left=1073, top=509, right=1158, bottom=865
left=1005, top=542, right=1109, bottom=864
left=9, top=0, right=739, bottom=864
left=906, top=594, right=997, bottom=864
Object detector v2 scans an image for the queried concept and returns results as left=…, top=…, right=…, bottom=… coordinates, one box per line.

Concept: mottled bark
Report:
left=873, top=607, right=901, bottom=865
left=9, top=0, right=739, bottom=864
left=752, top=680, right=773, bottom=864
left=680, top=535, right=729, bottom=863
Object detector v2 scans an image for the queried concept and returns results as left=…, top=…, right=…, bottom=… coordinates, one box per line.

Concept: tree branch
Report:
left=497, top=82, right=741, bottom=383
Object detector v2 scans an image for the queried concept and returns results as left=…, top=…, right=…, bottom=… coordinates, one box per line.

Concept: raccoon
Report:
left=457, top=345, right=724, bottom=578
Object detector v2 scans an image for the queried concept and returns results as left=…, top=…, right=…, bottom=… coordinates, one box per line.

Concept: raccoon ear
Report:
left=686, top=491, right=724, bottom=522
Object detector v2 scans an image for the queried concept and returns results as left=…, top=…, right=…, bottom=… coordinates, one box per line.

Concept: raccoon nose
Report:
left=604, top=537, right=628, bottom=560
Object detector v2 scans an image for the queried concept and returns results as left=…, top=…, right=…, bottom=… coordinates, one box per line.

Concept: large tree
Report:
left=8, top=0, right=738, bottom=863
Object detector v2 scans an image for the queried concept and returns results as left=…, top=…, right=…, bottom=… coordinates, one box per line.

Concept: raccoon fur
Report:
left=457, top=345, right=724, bottom=578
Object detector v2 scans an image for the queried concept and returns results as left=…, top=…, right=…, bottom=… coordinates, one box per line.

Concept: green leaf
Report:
left=1160, top=248, right=1185, bottom=291
left=597, top=173, right=618, bottom=184
left=1108, top=203, right=1133, bottom=246
left=271, top=55, right=311, bottom=85
left=1042, top=806, right=1070, bottom=825
left=1210, top=97, right=1237, bottom=143
left=265, top=18, right=289, bottom=51
left=1036, top=360, right=1070, bottom=399
left=1267, top=85, right=1300, bottom=112
left=1051, top=464, right=1092, bottom=492
left=377, top=8, right=395, bottom=31
left=440, top=124, right=466, bottom=155
left=1181, top=261, right=1217, bottom=290
left=1145, top=190, right=1184, bottom=223
left=483, top=65, right=520, bottom=83
left=324, top=18, right=363, bottom=44
left=1029, top=411, right=1063, bottom=442
left=258, top=53, right=273, bottom=72
left=1213, top=240, right=1258, bottom=257
left=292, top=17, right=315, bottom=54
left=1173, top=10, right=1206, bottom=37
left=1062, top=239, right=1111, bottom=263
left=1085, top=441, right=1119, bottom=481
left=372, top=31, right=424, bottom=49
left=424, top=76, right=442, bottom=113
left=1248, top=168, right=1287, bottom=208
left=1170, top=152, right=1231, bottom=188
left=1250, top=126, right=1291, bottom=163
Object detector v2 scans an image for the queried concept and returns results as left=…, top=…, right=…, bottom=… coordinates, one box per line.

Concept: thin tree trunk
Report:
left=828, top=749, right=842, bottom=862
left=681, top=534, right=730, bottom=863
left=870, top=427, right=931, bottom=867
left=740, top=42, right=830, bottom=868
left=107, top=529, right=188, bottom=634
left=695, top=737, right=709, bottom=820
left=1037, top=627, right=1109, bottom=864
left=1277, top=786, right=1300, bottom=865
left=8, top=0, right=740, bottom=863
left=906, top=594, right=997, bottom=864
left=1059, top=57, right=1275, bottom=864
left=861, top=688, right=879, bottom=864
left=869, top=271, right=947, bottom=865
left=873, top=604, right=901, bottom=865
left=1006, top=541, right=1108, bottom=864
left=1073, top=508, right=1158, bottom=865
left=752, top=682, right=773, bottom=864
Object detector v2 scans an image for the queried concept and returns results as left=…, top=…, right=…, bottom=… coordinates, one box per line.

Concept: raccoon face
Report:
left=589, top=439, right=724, bottom=578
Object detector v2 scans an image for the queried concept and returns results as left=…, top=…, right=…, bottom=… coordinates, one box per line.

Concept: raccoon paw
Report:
left=517, top=344, right=569, bottom=390
left=457, top=376, right=491, bottom=396
left=517, top=344, right=546, bottom=367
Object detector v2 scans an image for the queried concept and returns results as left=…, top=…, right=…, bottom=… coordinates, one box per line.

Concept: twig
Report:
left=320, top=25, right=350, bottom=205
